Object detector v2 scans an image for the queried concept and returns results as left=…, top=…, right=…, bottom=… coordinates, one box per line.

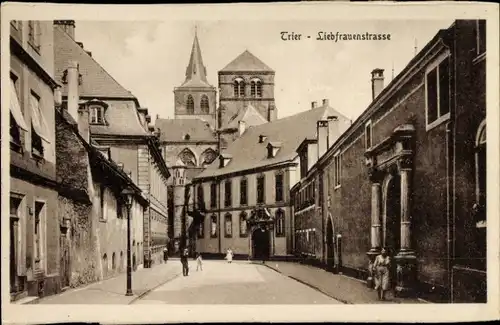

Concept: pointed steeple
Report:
left=182, top=27, right=210, bottom=87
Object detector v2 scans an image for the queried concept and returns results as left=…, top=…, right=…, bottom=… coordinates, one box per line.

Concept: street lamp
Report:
left=121, top=187, right=135, bottom=296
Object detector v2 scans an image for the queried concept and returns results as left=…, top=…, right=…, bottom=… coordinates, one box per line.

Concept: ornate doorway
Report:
left=383, top=173, right=401, bottom=288
left=326, top=217, right=335, bottom=271
left=252, top=227, right=270, bottom=260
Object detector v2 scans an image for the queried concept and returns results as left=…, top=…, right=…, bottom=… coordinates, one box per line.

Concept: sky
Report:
left=74, top=19, right=454, bottom=123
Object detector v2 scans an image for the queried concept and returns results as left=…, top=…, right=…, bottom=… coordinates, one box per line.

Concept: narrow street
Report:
left=133, top=260, right=341, bottom=304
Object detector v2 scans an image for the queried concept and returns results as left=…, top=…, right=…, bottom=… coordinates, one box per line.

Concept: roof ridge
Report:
left=56, top=26, right=137, bottom=100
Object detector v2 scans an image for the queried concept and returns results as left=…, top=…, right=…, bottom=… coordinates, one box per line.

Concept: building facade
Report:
left=55, top=60, right=148, bottom=289
left=9, top=20, right=62, bottom=301
left=292, top=20, right=487, bottom=303
left=54, top=21, right=170, bottom=268
left=192, top=102, right=350, bottom=259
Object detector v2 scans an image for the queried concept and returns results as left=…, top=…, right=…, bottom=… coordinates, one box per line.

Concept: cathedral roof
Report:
left=195, top=103, right=350, bottom=179
left=219, top=50, right=274, bottom=73
left=54, top=26, right=149, bottom=137
left=226, top=104, right=268, bottom=130
left=179, top=30, right=213, bottom=88
left=155, top=118, right=218, bottom=142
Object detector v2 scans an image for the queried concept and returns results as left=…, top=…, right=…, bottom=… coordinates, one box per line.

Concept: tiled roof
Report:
left=226, top=104, right=268, bottom=129
left=220, top=50, right=274, bottom=72
left=54, top=27, right=135, bottom=98
left=195, top=104, right=350, bottom=179
left=89, top=100, right=149, bottom=136
left=54, top=27, right=149, bottom=137
left=156, top=118, right=218, bottom=142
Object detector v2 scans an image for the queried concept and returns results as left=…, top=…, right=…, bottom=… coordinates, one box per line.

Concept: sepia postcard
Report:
left=1, top=1, right=499, bottom=324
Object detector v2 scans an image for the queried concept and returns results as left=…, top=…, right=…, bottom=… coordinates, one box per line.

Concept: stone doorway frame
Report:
left=246, top=207, right=275, bottom=260
left=365, top=124, right=417, bottom=297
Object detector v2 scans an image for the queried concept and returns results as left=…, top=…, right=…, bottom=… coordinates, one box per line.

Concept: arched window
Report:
left=275, top=209, right=285, bottom=237
left=200, top=95, right=209, bottom=114
left=179, top=148, right=197, bottom=167
left=210, top=214, right=218, bottom=238
left=250, top=78, right=262, bottom=98
left=239, top=211, right=248, bottom=237
left=224, top=213, right=233, bottom=238
left=186, top=95, right=194, bottom=114
left=200, top=148, right=217, bottom=166
left=233, top=78, right=245, bottom=98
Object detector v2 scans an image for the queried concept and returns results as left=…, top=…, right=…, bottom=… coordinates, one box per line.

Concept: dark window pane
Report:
left=478, top=20, right=486, bottom=55
left=426, top=68, right=438, bottom=123
left=439, top=58, right=450, bottom=116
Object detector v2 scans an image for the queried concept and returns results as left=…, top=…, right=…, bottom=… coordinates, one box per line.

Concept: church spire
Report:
left=184, top=27, right=208, bottom=85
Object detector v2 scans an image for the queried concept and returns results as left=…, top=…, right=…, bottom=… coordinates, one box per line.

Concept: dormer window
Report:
left=259, top=135, right=267, bottom=143
left=219, top=153, right=232, bottom=168
left=89, top=102, right=108, bottom=125
left=267, top=141, right=282, bottom=158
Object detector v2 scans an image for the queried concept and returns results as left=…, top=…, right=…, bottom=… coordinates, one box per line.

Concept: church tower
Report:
left=174, top=29, right=217, bottom=129
left=218, top=50, right=276, bottom=129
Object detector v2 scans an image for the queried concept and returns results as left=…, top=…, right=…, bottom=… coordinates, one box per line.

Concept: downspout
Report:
left=446, top=33, right=457, bottom=303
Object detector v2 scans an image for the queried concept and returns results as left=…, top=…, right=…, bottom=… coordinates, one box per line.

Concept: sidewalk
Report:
left=261, top=261, right=427, bottom=304
left=29, top=260, right=182, bottom=304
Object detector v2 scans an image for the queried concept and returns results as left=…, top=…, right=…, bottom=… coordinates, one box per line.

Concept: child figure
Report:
left=196, top=252, right=203, bottom=271
left=225, top=248, right=233, bottom=264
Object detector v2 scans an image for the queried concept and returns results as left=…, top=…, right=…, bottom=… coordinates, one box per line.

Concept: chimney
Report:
left=54, top=20, right=75, bottom=39
left=67, top=61, right=80, bottom=122
left=238, top=120, right=246, bottom=136
left=327, top=116, right=338, bottom=148
left=317, top=120, right=329, bottom=159
left=322, top=99, right=329, bottom=107
left=371, top=69, right=385, bottom=100
left=311, top=101, right=318, bottom=109
left=117, top=163, right=124, bottom=171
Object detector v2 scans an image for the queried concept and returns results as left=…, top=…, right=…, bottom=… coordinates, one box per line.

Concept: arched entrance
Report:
left=252, top=227, right=270, bottom=260
left=383, top=173, right=401, bottom=287
left=326, top=217, right=335, bottom=271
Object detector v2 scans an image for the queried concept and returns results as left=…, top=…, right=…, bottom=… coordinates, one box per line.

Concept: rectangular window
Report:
left=257, top=175, right=265, bottom=204
left=224, top=214, right=233, bottom=237
left=224, top=180, right=232, bottom=207
left=90, top=106, right=105, bottom=124
left=477, top=20, right=486, bottom=55
left=276, top=210, right=285, bottom=237
left=334, top=152, right=341, bottom=188
left=34, top=201, right=45, bottom=269
left=197, top=185, right=205, bottom=210
left=198, top=221, right=204, bottom=238
left=365, top=120, right=372, bottom=149
left=240, top=178, right=248, bottom=205
left=100, top=184, right=107, bottom=221
left=275, top=173, right=284, bottom=202
left=210, top=183, right=217, bottom=208
left=426, top=55, right=450, bottom=127
left=239, top=213, right=248, bottom=237
left=210, top=215, right=217, bottom=238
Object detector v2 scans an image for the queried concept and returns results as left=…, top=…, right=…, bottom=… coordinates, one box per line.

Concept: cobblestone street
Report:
left=134, top=260, right=341, bottom=304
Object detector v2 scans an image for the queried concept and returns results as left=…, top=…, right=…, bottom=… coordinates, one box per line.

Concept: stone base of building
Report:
left=452, top=265, right=487, bottom=303
left=27, top=274, right=61, bottom=299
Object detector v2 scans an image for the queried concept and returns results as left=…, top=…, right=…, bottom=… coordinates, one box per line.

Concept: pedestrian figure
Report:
left=373, top=248, right=391, bottom=300
left=181, top=248, right=189, bottom=276
left=163, top=247, right=168, bottom=264
left=225, top=248, right=233, bottom=264
left=196, top=252, right=203, bottom=271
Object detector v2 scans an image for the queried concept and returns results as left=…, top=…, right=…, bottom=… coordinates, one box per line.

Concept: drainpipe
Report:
left=446, top=34, right=457, bottom=303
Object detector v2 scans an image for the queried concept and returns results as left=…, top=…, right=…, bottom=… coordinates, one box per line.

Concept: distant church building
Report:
left=156, top=30, right=275, bottom=255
